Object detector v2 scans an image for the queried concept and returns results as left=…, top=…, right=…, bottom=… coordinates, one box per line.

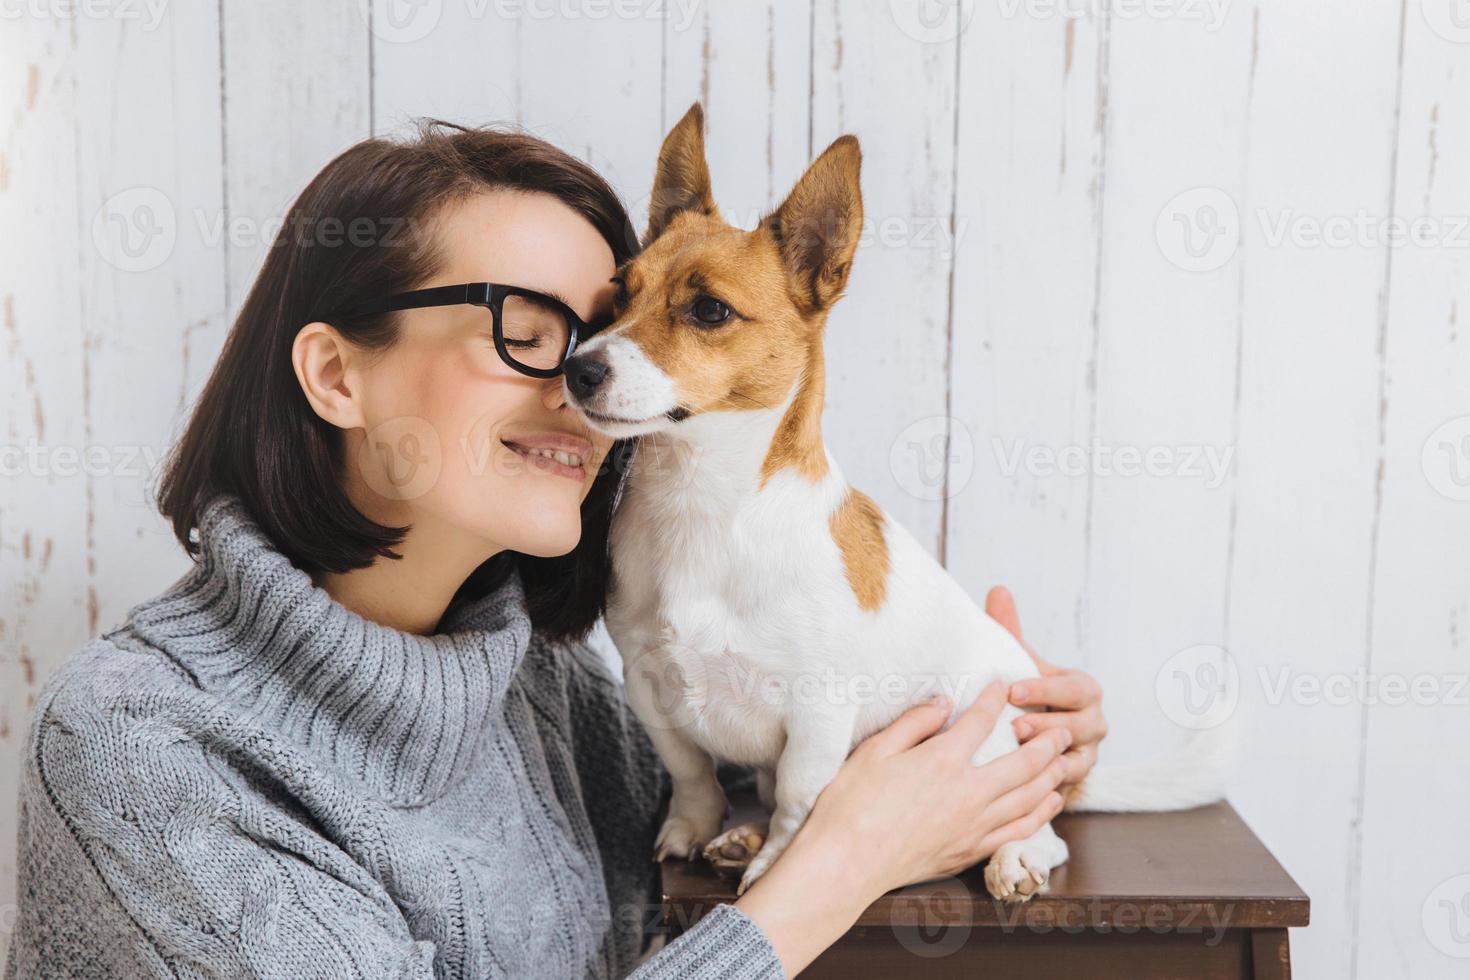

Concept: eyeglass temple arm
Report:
left=346, top=283, right=495, bottom=318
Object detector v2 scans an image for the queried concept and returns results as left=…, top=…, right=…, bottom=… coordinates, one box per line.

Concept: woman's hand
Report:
left=807, top=681, right=1071, bottom=889
left=736, top=684, right=1071, bottom=976
left=986, top=586, right=1108, bottom=787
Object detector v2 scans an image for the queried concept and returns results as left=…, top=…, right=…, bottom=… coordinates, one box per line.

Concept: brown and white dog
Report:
left=564, top=104, right=1226, bottom=900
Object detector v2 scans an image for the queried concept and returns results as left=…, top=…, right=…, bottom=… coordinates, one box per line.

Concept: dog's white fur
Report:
left=571, top=116, right=1227, bottom=902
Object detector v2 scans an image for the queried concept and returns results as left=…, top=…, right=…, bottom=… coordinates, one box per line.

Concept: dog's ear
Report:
left=646, top=103, right=716, bottom=242
left=761, top=135, right=863, bottom=314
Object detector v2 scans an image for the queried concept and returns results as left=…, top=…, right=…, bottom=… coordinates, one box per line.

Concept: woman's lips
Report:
left=501, top=439, right=588, bottom=481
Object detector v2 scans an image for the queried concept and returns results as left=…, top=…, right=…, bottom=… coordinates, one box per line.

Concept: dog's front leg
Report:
left=736, top=708, right=857, bottom=895
left=645, top=722, right=730, bottom=862
left=622, top=653, right=729, bottom=862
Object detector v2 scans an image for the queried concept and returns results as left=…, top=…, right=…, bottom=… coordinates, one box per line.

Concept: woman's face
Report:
left=343, top=190, right=618, bottom=559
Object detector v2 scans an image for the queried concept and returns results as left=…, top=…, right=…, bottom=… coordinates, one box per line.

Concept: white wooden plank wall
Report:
left=2, top=3, right=1466, bottom=976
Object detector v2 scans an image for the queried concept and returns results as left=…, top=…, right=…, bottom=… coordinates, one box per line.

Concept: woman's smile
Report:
left=499, top=431, right=593, bottom=481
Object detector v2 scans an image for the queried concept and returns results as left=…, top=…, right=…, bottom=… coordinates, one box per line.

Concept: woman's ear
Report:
left=292, top=322, right=367, bottom=430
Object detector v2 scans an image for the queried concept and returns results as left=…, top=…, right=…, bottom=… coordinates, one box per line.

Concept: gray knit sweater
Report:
left=4, top=498, right=785, bottom=979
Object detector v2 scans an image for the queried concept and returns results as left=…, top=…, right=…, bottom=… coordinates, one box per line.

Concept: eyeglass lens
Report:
left=499, top=293, right=573, bottom=371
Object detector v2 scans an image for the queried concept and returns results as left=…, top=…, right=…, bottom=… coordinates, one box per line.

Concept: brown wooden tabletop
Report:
left=661, top=793, right=1309, bottom=943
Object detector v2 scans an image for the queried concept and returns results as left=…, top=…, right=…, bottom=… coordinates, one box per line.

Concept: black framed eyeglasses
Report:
left=343, top=282, right=596, bottom=379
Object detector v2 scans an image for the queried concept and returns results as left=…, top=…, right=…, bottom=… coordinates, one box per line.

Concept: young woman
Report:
left=5, top=123, right=1108, bottom=979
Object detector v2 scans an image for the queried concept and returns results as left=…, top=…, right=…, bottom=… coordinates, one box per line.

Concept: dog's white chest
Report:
left=631, top=626, right=791, bottom=767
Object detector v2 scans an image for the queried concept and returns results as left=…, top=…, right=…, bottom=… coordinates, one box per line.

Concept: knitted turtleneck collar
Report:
left=121, top=496, right=534, bottom=804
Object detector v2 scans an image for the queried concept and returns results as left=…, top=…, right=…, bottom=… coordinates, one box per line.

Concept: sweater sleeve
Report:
left=6, top=664, right=438, bottom=980
left=625, top=903, right=785, bottom=980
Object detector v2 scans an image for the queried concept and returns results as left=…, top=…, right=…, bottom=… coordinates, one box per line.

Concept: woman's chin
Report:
left=503, top=516, right=583, bottom=559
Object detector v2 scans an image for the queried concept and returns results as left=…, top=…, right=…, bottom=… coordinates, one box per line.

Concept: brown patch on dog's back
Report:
left=830, top=487, right=889, bottom=612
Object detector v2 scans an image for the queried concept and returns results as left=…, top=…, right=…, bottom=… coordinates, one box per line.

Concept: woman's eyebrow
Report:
left=536, top=286, right=574, bottom=308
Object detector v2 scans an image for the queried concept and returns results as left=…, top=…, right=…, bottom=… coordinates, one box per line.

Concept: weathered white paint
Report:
left=810, top=1, right=958, bottom=550
left=1355, top=5, right=1470, bottom=979
left=1221, top=4, right=1403, bottom=976
left=2, top=3, right=1465, bottom=976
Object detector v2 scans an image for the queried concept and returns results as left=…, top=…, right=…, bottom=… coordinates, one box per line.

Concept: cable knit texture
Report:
left=4, top=497, right=784, bottom=980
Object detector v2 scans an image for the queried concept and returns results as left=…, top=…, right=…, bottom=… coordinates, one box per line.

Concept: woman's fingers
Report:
left=1012, top=704, right=1108, bottom=744
left=981, top=753, right=1072, bottom=827
left=930, top=681, right=1006, bottom=758
left=974, top=791, right=1066, bottom=857
left=985, top=585, right=1055, bottom=673
left=971, top=727, right=1072, bottom=797
left=1009, top=715, right=1099, bottom=785
left=1058, top=744, right=1098, bottom=784
left=984, top=586, right=1022, bottom=639
left=853, top=694, right=952, bottom=760
left=1010, top=671, right=1100, bottom=711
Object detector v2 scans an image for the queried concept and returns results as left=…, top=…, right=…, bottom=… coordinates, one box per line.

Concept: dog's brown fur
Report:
left=830, top=487, right=890, bottom=611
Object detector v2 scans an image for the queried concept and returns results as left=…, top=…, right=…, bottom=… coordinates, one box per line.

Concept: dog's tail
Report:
left=1063, top=724, right=1234, bottom=813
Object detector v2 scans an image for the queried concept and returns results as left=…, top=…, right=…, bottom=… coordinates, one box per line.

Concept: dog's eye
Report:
left=610, top=276, right=629, bottom=310
left=690, top=295, right=732, bottom=326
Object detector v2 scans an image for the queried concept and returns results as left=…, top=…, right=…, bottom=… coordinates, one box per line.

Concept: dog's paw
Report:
left=654, top=812, right=723, bottom=862
left=984, top=841, right=1052, bottom=904
left=702, top=821, right=769, bottom=877
left=653, top=787, right=729, bottom=862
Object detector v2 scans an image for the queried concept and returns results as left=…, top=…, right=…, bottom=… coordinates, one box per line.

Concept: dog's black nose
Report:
left=564, top=353, right=611, bottom=400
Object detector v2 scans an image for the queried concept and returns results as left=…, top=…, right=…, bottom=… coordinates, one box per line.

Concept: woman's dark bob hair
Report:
left=158, top=121, right=638, bottom=642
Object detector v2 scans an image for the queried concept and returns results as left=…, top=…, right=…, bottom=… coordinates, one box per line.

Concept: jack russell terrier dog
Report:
left=563, top=104, right=1225, bottom=901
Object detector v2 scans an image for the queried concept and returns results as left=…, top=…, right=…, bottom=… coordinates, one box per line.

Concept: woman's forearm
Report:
left=733, top=827, right=877, bottom=977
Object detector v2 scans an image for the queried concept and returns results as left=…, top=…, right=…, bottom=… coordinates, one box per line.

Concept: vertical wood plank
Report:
left=1082, top=4, right=1251, bottom=738
left=368, top=0, right=519, bottom=136
left=662, top=0, right=812, bottom=222
left=0, top=18, right=86, bottom=952
left=1354, top=5, right=1470, bottom=977
left=495, top=10, right=665, bottom=204
left=944, top=4, right=1108, bottom=663
left=73, top=0, right=228, bottom=626
left=220, top=0, right=371, bottom=307
left=1251, top=928, right=1293, bottom=980
left=1222, top=5, right=1404, bottom=978
left=371, top=3, right=664, bottom=219
left=0, top=1, right=225, bottom=957
left=810, top=0, right=957, bottom=552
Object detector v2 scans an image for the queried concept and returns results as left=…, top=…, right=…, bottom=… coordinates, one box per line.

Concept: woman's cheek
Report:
left=582, top=434, right=616, bottom=497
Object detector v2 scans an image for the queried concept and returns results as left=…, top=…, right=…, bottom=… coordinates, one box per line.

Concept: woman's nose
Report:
left=543, top=373, right=570, bottom=410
